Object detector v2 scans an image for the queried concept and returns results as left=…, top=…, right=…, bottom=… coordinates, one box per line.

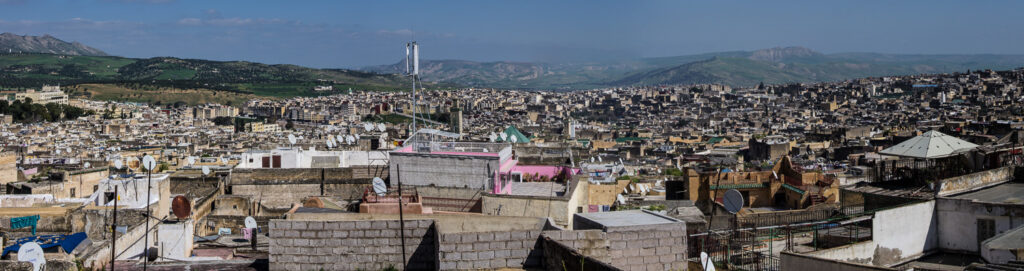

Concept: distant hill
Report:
left=0, top=33, right=108, bottom=56
left=0, top=53, right=414, bottom=98
left=364, top=46, right=1024, bottom=90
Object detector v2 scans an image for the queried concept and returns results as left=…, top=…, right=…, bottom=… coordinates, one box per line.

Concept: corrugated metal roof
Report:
left=879, top=130, right=978, bottom=159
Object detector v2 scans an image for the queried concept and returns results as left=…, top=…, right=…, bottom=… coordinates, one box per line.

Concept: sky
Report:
left=1, top=0, right=1022, bottom=68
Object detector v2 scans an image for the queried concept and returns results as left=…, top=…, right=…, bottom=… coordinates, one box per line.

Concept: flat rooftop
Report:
left=951, top=182, right=1024, bottom=204
left=575, top=210, right=681, bottom=228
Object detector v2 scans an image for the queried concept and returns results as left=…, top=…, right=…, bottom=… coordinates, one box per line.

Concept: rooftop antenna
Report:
left=406, top=41, right=420, bottom=134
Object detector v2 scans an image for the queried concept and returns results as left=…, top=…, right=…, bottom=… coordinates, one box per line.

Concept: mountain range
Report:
left=0, top=32, right=108, bottom=56
left=4, top=33, right=1024, bottom=94
left=365, top=47, right=1024, bottom=90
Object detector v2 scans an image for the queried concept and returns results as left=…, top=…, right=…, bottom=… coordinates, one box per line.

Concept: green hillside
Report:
left=0, top=53, right=412, bottom=97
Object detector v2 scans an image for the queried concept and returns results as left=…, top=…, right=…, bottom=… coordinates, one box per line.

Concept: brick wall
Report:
left=269, top=219, right=437, bottom=271
left=437, top=229, right=544, bottom=270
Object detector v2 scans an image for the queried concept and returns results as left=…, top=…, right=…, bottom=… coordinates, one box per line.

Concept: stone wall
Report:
left=269, top=219, right=437, bottom=271
left=437, top=229, right=544, bottom=270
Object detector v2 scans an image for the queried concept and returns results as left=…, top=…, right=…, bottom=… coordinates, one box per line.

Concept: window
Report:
left=70, top=188, right=76, bottom=198
left=977, top=218, right=996, bottom=251
left=577, top=206, right=584, bottom=213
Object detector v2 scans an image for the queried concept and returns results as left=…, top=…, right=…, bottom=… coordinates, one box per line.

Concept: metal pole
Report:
left=396, top=164, right=407, bottom=269
left=111, top=189, right=118, bottom=271
left=143, top=165, right=152, bottom=270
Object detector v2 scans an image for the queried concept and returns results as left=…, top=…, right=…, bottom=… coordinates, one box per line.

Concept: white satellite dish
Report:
left=598, top=156, right=603, bottom=162
left=372, top=177, right=387, bottom=196
left=201, top=166, right=211, bottom=176
left=336, top=135, right=344, bottom=143
left=142, top=155, right=156, bottom=171
left=56, top=149, right=62, bottom=155
left=488, top=133, right=497, bottom=142
left=590, top=157, right=595, bottom=163
left=220, top=157, right=228, bottom=165
left=113, top=159, right=123, bottom=169
left=244, top=216, right=257, bottom=229
left=346, top=135, right=355, bottom=144
left=616, top=194, right=626, bottom=205
left=700, top=252, right=716, bottom=271
left=500, top=132, right=508, bottom=141
left=377, top=123, right=386, bottom=132
left=363, top=123, right=374, bottom=132
left=17, top=242, right=45, bottom=271
left=723, top=189, right=745, bottom=214
left=509, top=136, right=518, bottom=143
left=66, top=147, right=72, bottom=153
left=355, top=134, right=360, bottom=140
left=187, top=156, right=196, bottom=166
left=288, top=134, right=297, bottom=145
left=84, top=162, right=91, bottom=168
left=326, top=139, right=333, bottom=148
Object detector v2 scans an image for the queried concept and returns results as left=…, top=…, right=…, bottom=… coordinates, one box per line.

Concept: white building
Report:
left=15, top=85, right=69, bottom=105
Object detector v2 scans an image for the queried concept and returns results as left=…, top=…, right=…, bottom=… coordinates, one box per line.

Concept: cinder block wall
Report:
left=437, top=230, right=544, bottom=270
left=543, top=226, right=688, bottom=271
left=269, top=219, right=437, bottom=271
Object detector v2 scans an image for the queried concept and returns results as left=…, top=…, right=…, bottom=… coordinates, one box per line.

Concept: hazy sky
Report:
left=1, top=0, right=1022, bottom=68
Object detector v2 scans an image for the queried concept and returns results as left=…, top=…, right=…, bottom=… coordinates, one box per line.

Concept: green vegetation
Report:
left=0, top=53, right=414, bottom=101
left=663, top=168, right=685, bottom=176
left=0, top=98, right=92, bottom=123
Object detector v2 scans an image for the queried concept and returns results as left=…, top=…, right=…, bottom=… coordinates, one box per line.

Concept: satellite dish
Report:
left=142, top=155, right=156, bottom=171
left=187, top=156, right=196, bottom=166
left=346, top=135, right=355, bottom=144
left=127, top=157, right=140, bottom=171
left=591, top=157, right=595, bottom=163
left=336, top=135, right=344, bottom=143
left=288, top=134, right=297, bottom=145
left=363, top=123, right=374, bottom=132
left=66, top=147, right=72, bottom=153
left=171, top=195, right=191, bottom=219
left=598, top=156, right=603, bottom=162
left=326, top=139, right=333, bottom=148
left=113, top=159, right=123, bottom=169
left=500, top=132, right=508, bottom=141
left=244, top=216, right=257, bottom=229
left=372, top=177, right=387, bottom=196
left=84, top=162, right=91, bottom=168
left=700, top=252, right=716, bottom=271
left=377, top=123, right=386, bottom=132
left=201, top=166, right=211, bottom=175
left=17, top=242, right=45, bottom=271
left=488, top=133, right=497, bottom=142
left=616, top=194, right=626, bottom=205
left=56, top=149, right=62, bottom=155
left=723, top=189, right=745, bottom=214
left=220, top=157, right=228, bottom=164
left=355, top=134, right=361, bottom=140
left=509, top=136, right=518, bottom=143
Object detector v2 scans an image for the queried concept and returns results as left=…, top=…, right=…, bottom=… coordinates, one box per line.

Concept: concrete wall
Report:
left=806, top=241, right=878, bottom=265
left=63, top=167, right=109, bottom=198
left=872, top=200, right=937, bottom=266
left=936, top=197, right=1024, bottom=253
left=269, top=219, right=437, bottom=271
left=390, top=152, right=497, bottom=190
left=482, top=194, right=570, bottom=227
left=936, top=166, right=1013, bottom=196
left=781, top=251, right=896, bottom=271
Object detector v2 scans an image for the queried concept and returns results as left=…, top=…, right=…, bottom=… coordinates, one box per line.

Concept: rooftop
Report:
left=951, top=182, right=1024, bottom=204
left=575, top=209, right=682, bottom=228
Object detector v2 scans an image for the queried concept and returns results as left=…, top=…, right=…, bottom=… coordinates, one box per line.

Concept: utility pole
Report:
left=396, top=164, right=407, bottom=269
left=110, top=189, right=118, bottom=271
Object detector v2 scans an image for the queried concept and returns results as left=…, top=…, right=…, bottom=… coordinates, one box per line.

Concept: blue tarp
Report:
left=2, top=232, right=88, bottom=257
